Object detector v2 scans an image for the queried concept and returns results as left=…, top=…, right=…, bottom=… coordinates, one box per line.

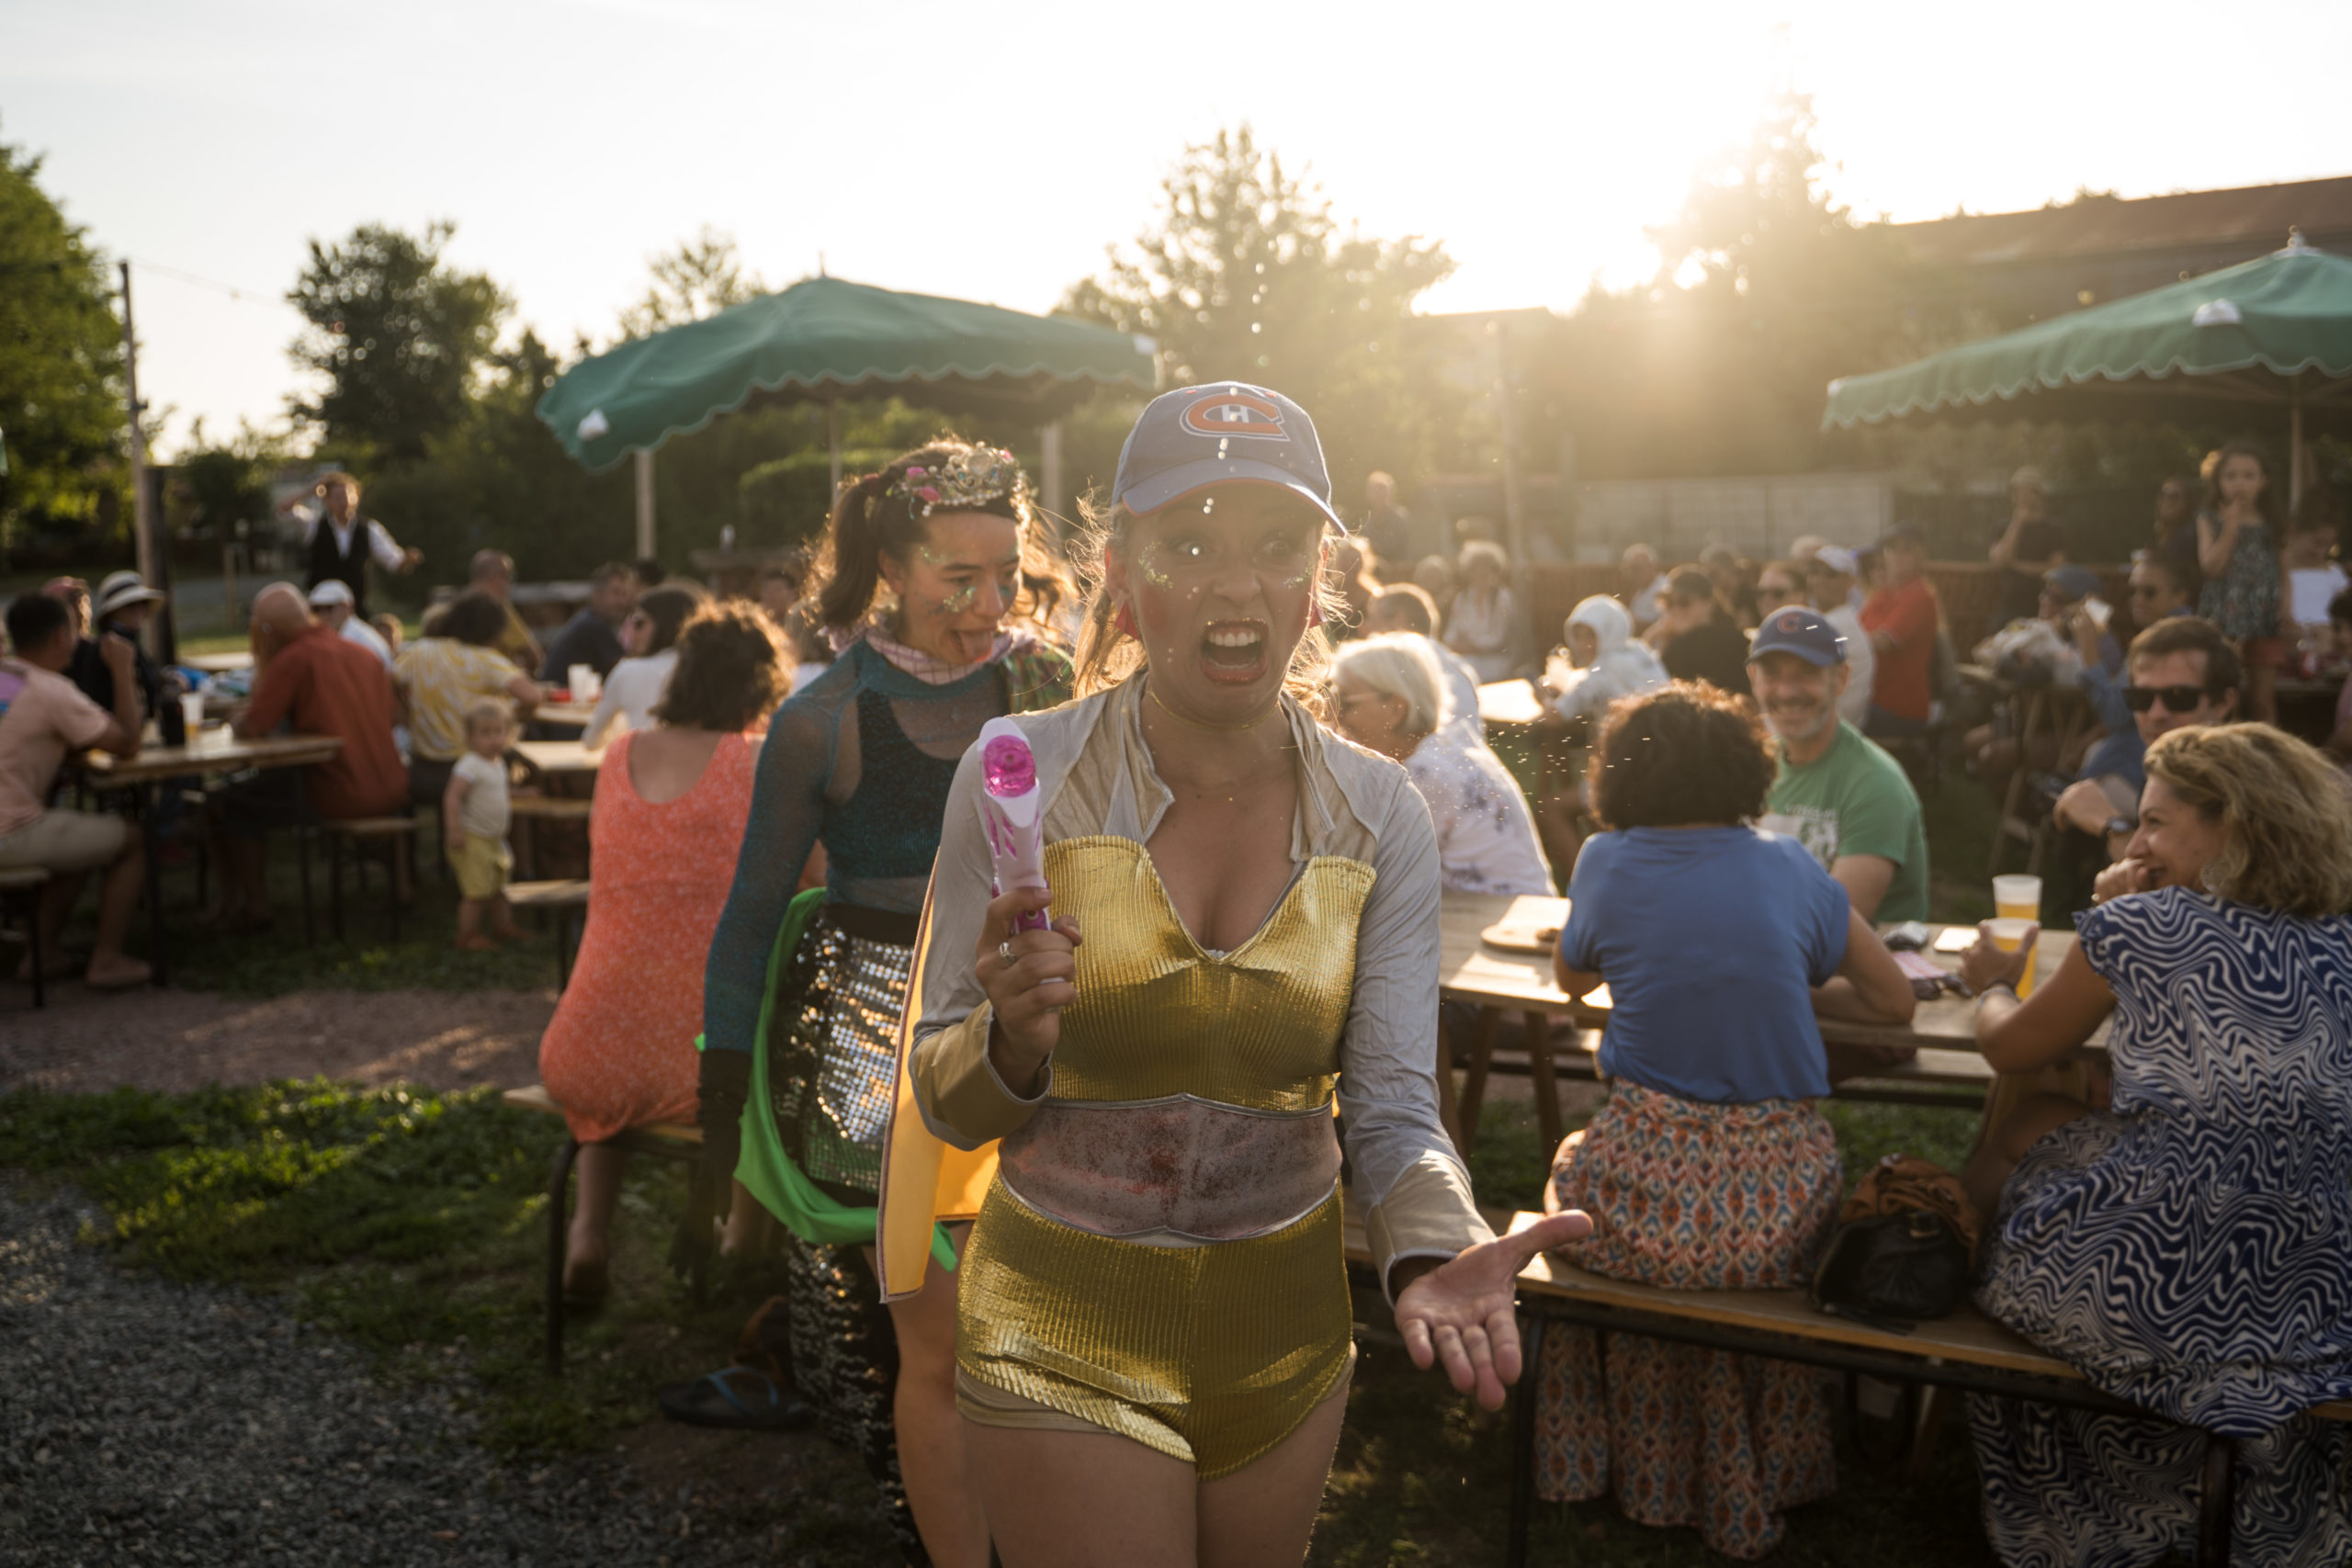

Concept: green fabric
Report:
left=1759, top=722, right=1929, bottom=924
left=711, top=886, right=956, bottom=1273
left=1822, top=241, right=2352, bottom=435
left=537, top=276, right=1157, bottom=473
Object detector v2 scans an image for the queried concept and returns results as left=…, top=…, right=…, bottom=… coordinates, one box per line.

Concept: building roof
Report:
left=1890, top=175, right=2352, bottom=268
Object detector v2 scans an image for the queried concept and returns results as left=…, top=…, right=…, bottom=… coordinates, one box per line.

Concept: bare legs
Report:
left=875, top=1226, right=989, bottom=1568
left=966, top=1366, right=1350, bottom=1568
left=28, top=840, right=152, bottom=987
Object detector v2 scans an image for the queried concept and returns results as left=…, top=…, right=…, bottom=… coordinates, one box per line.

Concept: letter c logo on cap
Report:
left=1181, top=389, right=1288, bottom=441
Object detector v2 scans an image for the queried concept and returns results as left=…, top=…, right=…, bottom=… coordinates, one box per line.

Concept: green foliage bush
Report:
left=736, top=449, right=898, bottom=549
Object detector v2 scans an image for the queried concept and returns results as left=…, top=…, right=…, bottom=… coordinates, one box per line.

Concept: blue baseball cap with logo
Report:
left=1112, top=382, right=1346, bottom=531
left=1749, top=606, right=1847, bottom=666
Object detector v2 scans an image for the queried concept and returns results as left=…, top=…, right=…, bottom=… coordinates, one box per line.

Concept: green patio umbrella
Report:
left=1822, top=237, right=2352, bottom=504
left=536, top=276, right=1159, bottom=538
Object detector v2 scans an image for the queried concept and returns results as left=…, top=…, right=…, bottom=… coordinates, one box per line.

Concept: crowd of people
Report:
left=3, top=400, right=2349, bottom=1568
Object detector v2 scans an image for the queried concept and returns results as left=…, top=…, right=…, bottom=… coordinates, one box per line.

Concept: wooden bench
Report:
left=0, top=866, right=53, bottom=1009
left=503, top=1083, right=702, bottom=1374
left=508, top=794, right=594, bottom=880
left=506, top=879, right=590, bottom=987
left=1340, top=1206, right=2349, bottom=1568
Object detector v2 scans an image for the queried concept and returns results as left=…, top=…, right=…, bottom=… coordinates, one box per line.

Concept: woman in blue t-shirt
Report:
left=1535, top=682, right=1915, bottom=1560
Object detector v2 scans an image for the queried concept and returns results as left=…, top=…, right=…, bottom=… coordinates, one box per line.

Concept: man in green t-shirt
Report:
left=1747, top=608, right=1929, bottom=923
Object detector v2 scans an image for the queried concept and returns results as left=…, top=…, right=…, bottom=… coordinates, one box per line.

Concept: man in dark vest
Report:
left=296, top=471, right=422, bottom=615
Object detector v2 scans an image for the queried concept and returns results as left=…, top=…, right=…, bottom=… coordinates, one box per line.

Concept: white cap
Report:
left=308, top=580, right=356, bottom=608
left=1813, top=546, right=1859, bottom=576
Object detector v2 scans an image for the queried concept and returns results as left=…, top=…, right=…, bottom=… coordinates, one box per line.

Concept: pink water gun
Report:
left=978, top=717, right=1051, bottom=933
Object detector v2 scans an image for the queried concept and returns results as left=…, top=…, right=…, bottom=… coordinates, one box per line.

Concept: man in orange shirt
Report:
left=1860, top=527, right=1942, bottom=739
left=209, top=583, right=409, bottom=929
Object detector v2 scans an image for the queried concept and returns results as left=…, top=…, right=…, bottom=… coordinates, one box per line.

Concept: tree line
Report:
left=0, top=97, right=2274, bottom=591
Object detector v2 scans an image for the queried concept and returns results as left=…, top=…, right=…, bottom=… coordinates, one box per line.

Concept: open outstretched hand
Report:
left=1396, top=1210, right=1593, bottom=1410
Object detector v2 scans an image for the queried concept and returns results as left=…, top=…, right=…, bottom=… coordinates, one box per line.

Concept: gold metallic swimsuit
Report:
left=951, top=836, right=1373, bottom=1476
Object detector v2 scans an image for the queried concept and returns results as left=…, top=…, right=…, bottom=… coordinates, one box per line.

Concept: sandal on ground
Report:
left=655, top=1366, right=813, bottom=1432
left=560, top=1258, right=607, bottom=1311
left=453, top=934, right=501, bottom=953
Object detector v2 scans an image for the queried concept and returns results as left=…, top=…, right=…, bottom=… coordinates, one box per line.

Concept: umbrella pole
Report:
left=828, top=400, right=842, bottom=499
left=2290, top=376, right=2308, bottom=514
left=634, top=449, right=656, bottom=559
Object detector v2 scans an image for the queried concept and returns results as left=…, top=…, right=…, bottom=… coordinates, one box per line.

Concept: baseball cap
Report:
left=1810, top=546, right=1859, bottom=576
left=308, top=580, right=356, bottom=608
left=1111, top=383, right=1346, bottom=532
left=93, top=570, right=165, bottom=618
left=2044, top=565, right=2101, bottom=602
left=1749, top=606, right=1847, bottom=667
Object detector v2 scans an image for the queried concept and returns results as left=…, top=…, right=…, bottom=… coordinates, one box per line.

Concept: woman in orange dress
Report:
left=538, top=602, right=790, bottom=1300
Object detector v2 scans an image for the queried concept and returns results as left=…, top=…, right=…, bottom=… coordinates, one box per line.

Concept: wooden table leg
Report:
left=1526, top=1010, right=1563, bottom=1154
left=1454, top=1007, right=1501, bottom=1157
left=140, top=780, right=168, bottom=987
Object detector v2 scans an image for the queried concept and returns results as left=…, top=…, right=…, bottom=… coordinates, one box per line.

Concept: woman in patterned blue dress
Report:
left=1955, top=723, right=2352, bottom=1568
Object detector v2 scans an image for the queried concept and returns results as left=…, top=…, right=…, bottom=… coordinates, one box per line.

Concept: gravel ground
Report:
left=0, top=1179, right=887, bottom=1568
left=0, top=987, right=556, bottom=1097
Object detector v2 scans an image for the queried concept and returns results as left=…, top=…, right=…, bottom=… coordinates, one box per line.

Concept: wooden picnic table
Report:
left=180, top=650, right=254, bottom=675
left=1476, top=679, right=1547, bottom=728
left=531, top=701, right=595, bottom=729
left=512, top=739, right=605, bottom=778
left=78, top=730, right=345, bottom=987
left=1436, top=890, right=2099, bottom=1152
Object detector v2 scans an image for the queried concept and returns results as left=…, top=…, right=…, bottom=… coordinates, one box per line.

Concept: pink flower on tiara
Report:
left=917, top=486, right=941, bottom=504
left=906, top=467, right=926, bottom=479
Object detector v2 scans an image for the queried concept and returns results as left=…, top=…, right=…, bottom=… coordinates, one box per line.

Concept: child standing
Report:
left=444, top=698, right=518, bottom=951
left=2195, top=439, right=2285, bottom=722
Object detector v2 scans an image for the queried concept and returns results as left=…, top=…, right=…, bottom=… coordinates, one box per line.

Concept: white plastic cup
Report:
left=569, top=664, right=599, bottom=703
left=1993, top=875, right=2042, bottom=922
left=179, top=692, right=206, bottom=740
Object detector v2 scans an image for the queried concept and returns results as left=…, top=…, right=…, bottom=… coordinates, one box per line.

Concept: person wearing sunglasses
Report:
left=2053, top=617, right=2240, bottom=873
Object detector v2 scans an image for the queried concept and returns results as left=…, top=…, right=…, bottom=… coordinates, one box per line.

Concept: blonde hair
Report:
left=1458, top=539, right=1508, bottom=577
left=1068, top=497, right=1341, bottom=701
left=1331, top=633, right=1449, bottom=736
left=2144, top=725, right=2352, bottom=917
left=463, top=696, right=513, bottom=737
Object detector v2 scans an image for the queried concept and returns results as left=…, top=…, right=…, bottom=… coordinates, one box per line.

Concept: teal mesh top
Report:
left=701, top=638, right=1073, bottom=1059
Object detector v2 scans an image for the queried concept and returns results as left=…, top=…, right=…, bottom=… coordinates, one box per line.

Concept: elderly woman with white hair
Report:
left=1331, top=634, right=1554, bottom=897
left=1443, top=540, right=1520, bottom=682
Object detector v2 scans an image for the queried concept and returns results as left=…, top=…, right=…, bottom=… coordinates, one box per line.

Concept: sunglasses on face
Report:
left=2123, top=684, right=2222, bottom=713
left=2128, top=585, right=2167, bottom=599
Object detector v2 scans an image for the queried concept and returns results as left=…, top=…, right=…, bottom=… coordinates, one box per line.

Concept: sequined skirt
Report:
left=766, top=903, right=918, bottom=1203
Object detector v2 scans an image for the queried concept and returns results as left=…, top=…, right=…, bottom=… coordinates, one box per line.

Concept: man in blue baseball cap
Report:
left=1747, top=606, right=1928, bottom=927
left=1112, top=383, right=1348, bottom=533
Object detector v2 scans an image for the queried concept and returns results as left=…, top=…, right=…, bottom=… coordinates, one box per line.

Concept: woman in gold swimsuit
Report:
left=883, top=385, right=1589, bottom=1565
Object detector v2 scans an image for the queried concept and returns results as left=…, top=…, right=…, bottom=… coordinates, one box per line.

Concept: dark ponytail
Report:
left=812, top=469, right=898, bottom=631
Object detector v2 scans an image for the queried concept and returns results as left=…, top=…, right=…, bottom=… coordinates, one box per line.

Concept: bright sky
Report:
left=6, top=0, right=2349, bottom=458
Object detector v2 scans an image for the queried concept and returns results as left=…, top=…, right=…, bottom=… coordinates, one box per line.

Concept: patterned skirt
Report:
left=765, top=904, right=918, bottom=1203
left=764, top=905, right=923, bottom=1558
left=1533, top=1081, right=1844, bottom=1560
left=1969, top=1113, right=2352, bottom=1568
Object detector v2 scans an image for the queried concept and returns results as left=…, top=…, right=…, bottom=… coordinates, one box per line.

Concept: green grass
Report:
left=3, top=1072, right=1994, bottom=1563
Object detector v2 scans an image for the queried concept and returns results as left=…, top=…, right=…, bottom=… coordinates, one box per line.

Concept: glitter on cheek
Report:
left=1136, top=544, right=1173, bottom=589
left=938, top=583, right=978, bottom=615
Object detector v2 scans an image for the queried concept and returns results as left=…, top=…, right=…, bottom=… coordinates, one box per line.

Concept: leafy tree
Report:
left=287, top=220, right=511, bottom=466
left=616, top=227, right=765, bottom=340
left=1543, top=92, right=1981, bottom=479
left=0, top=130, right=125, bottom=553
left=169, top=417, right=294, bottom=544
left=1063, top=124, right=1462, bottom=495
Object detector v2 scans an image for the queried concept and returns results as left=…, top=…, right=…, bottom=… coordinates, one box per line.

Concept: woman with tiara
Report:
left=882, top=385, right=1588, bottom=1565
left=684, top=436, right=1072, bottom=1566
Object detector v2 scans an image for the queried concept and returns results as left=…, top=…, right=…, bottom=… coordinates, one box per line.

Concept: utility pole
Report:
left=119, top=261, right=158, bottom=648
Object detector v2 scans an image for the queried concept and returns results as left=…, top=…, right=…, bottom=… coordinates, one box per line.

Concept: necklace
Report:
left=1145, top=679, right=1277, bottom=734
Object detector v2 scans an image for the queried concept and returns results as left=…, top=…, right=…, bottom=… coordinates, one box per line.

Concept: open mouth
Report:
left=1199, top=620, right=1270, bottom=683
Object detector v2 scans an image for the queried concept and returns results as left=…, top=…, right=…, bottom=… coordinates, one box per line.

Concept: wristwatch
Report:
left=2103, top=816, right=2134, bottom=841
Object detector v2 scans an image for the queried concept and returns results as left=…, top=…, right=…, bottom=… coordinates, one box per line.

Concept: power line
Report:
left=128, top=257, right=298, bottom=310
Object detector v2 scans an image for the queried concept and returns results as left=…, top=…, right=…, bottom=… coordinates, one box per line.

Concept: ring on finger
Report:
left=998, top=941, right=1015, bottom=967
